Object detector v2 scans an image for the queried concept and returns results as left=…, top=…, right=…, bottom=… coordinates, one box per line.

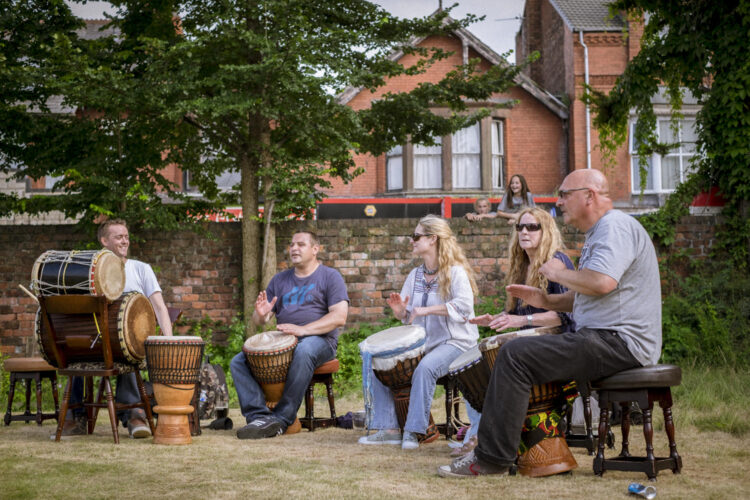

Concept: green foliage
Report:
left=188, top=315, right=248, bottom=406
left=660, top=260, right=750, bottom=367
left=674, top=365, right=750, bottom=436
left=474, top=294, right=507, bottom=339
left=585, top=0, right=750, bottom=268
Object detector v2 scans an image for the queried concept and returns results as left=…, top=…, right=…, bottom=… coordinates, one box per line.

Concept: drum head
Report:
left=94, top=250, right=126, bottom=301
left=120, top=292, right=156, bottom=360
left=360, top=325, right=426, bottom=355
left=448, top=345, right=482, bottom=374
left=243, top=331, right=297, bottom=353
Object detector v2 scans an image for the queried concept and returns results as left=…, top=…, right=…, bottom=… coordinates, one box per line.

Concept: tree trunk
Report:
left=240, top=152, right=260, bottom=336
left=261, top=195, right=276, bottom=291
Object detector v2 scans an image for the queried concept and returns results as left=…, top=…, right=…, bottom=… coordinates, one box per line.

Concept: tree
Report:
left=0, top=0, right=229, bottom=236
left=2, top=0, right=525, bottom=327
left=585, top=0, right=750, bottom=267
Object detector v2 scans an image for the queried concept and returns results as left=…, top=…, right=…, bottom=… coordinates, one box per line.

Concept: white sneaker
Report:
left=358, top=429, right=402, bottom=445
left=402, top=431, right=419, bottom=450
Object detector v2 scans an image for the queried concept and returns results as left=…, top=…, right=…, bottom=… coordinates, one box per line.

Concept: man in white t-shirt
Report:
left=58, top=219, right=172, bottom=438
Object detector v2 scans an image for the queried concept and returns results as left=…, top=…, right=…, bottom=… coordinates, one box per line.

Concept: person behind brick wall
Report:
left=58, top=219, right=173, bottom=439
left=464, top=197, right=495, bottom=222
left=438, top=169, right=662, bottom=477
left=489, top=174, right=536, bottom=225
left=230, top=230, right=349, bottom=439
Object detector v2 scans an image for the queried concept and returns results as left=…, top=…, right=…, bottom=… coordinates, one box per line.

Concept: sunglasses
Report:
left=515, top=223, right=542, bottom=232
left=411, top=233, right=431, bottom=241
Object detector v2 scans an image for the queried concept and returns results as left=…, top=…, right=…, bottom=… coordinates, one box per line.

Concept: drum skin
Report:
left=34, top=292, right=156, bottom=367
left=31, top=249, right=125, bottom=302
left=242, top=332, right=298, bottom=386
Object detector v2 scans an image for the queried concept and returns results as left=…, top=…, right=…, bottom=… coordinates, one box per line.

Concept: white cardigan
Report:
left=400, top=265, right=479, bottom=353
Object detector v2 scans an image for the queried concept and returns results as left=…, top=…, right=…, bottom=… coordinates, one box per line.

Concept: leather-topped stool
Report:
left=301, top=359, right=339, bottom=431
left=3, top=357, right=59, bottom=425
left=592, top=364, right=683, bottom=479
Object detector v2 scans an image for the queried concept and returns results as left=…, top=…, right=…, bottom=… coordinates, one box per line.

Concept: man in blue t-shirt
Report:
left=231, top=231, right=349, bottom=439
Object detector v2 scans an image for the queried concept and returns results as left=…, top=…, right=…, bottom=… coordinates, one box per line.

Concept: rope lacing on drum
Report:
left=359, top=336, right=426, bottom=436
left=89, top=312, right=102, bottom=349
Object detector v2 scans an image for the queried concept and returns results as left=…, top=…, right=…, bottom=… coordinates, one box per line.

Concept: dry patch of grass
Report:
left=2, top=395, right=750, bottom=500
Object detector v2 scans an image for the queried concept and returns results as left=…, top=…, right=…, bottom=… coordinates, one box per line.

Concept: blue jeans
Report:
left=369, top=342, right=461, bottom=434
left=464, top=401, right=481, bottom=442
left=475, top=328, right=640, bottom=467
left=66, top=373, right=144, bottom=425
left=230, top=335, right=335, bottom=429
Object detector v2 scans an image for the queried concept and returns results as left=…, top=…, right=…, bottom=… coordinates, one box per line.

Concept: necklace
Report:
left=422, top=263, right=438, bottom=275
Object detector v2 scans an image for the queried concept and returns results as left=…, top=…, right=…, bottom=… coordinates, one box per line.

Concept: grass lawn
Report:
left=2, top=380, right=750, bottom=500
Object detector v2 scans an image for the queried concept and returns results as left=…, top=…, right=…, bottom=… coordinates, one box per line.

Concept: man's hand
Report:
left=538, top=257, right=567, bottom=283
left=277, top=323, right=305, bottom=337
left=387, top=293, right=410, bottom=321
left=505, top=284, right=548, bottom=310
left=255, top=291, right=277, bottom=317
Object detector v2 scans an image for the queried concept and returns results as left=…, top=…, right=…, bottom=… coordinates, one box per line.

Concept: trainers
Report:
left=358, top=429, right=402, bottom=445
left=402, top=431, right=419, bottom=450
left=236, top=416, right=283, bottom=440
left=50, top=415, right=87, bottom=440
left=437, top=450, right=511, bottom=478
left=128, top=417, right=151, bottom=439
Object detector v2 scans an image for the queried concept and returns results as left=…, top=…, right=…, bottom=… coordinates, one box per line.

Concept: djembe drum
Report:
left=144, top=336, right=204, bottom=445
left=479, top=327, right=578, bottom=477
left=242, top=331, right=302, bottom=433
left=31, top=249, right=125, bottom=301
left=34, top=292, right=156, bottom=367
left=447, top=344, right=490, bottom=413
left=359, top=325, right=438, bottom=440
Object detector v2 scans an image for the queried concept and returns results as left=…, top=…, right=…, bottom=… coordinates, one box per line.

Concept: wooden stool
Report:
left=3, top=357, right=59, bottom=425
left=565, top=387, right=615, bottom=455
left=436, top=375, right=465, bottom=441
left=301, top=359, right=339, bottom=431
left=592, top=364, right=683, bottom=479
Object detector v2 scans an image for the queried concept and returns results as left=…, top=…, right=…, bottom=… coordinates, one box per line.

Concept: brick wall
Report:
left=0, top=215, right=721, bottom=356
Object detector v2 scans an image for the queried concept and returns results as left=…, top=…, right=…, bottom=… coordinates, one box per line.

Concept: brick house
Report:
left=516, top=0, right=701, bottom=208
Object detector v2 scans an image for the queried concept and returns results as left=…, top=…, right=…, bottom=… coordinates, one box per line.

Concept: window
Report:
left=386, top=145, right=403, bottom=191
left=452, top=123, right=480, bottom=189
left=630, top=119, right=697, bottom=193
left=414, top=137, right=442, bottom=189
left=491, top=119, right=505, bottom=189
left=183, top=170, right=241, bottom=193
left=386, top=116, right=505, bottom=193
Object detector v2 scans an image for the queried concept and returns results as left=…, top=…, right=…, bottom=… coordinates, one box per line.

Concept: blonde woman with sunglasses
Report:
left=472, top=207, right=575, bottom=332
left=359, top=214, right=479, bottom=450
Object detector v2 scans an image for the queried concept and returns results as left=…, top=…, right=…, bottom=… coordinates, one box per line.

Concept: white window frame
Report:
left=386, top=145, right=403, bottom=191
left=630, top=118, right=698, bottom=194
left=491, top=119, right=505, bottom=190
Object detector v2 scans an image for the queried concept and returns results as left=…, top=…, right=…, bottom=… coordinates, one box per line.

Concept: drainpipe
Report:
left=579, top=30, right=591, bottom=169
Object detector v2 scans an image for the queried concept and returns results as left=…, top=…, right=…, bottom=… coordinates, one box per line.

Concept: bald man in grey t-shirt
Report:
left=438, top=169, right=662, bottom=477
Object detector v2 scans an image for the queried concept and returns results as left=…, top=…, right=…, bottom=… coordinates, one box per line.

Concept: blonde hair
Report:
left=417, top=214, right=478, bottom=299
left=505, top=207, right=565, bottom=311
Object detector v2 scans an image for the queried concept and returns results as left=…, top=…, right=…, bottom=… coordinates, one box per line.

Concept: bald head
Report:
left=565, top=169, right=609, bottom=196
left=557, top=169, right=613, bottom=231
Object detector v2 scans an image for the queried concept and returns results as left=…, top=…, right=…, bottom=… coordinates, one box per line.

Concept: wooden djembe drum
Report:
left=359, top=325, right=439, bottom=441
left=479, top=327, right=578, bottom=477
left=242, top=331, right=302, bottom=434
left=144, top=336, right=204, bottom=445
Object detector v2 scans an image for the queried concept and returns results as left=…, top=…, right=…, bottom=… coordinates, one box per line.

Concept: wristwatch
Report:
left=526, top=314, right=533, bottom=327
